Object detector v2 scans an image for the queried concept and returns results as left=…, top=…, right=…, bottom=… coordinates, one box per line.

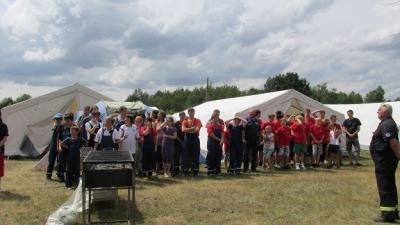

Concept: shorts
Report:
left=329, top=145, right=339, bottom=154
left=0, top=154, right=4, bottom=177
left=263, top=146, right=274, bottom=159
left=294, top=144, right=306, bottom=154
left=312, top=144, right=323, bottom=156
left=278, top=146, right=290, bottom=157
left=346, top=138, right=360, bottom=153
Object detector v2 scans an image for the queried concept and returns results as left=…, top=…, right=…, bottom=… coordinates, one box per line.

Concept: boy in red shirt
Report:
left=290, top=115, right=307, bottom=170
left=275, top=118, right=291, bottom=169
left=310, top=118, right=325, bottom=167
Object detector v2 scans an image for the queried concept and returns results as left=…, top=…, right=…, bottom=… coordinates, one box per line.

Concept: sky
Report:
left=0, top=0, right=399, bottom=101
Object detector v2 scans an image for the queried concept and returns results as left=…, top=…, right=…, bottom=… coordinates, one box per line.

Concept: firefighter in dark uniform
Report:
left=370, top=103, right=400, bottom=223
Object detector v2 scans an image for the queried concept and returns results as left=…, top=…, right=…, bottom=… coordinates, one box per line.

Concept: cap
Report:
left=53, top=113, right=63, bottom=119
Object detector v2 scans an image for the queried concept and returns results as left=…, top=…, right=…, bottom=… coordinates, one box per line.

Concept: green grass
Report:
left=0, top=152, right=397, bottom=225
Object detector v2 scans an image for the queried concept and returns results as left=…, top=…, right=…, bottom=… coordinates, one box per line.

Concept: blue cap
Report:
left=53, top=113, right=63, bottom=119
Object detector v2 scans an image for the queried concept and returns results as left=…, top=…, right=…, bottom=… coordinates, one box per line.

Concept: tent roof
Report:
left=327, top=101, right=400, bottom=148
left=2, top=83, right=113, bottom=115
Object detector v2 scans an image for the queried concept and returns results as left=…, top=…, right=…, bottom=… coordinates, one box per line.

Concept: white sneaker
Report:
left=300, top=163, right=306, bottom=170
left=274, top=164, right=281, bottom=169
left=295, top=164, right=300, bottom=170
left=164, top=173, right=169, bottom=178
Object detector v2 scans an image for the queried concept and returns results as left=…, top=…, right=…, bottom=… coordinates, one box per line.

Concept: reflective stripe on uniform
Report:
left=380, top=206, right=398, bottom=211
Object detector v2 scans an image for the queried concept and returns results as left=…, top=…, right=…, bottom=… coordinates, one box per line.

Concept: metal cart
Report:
left=82, top=150, right=135, bottom=225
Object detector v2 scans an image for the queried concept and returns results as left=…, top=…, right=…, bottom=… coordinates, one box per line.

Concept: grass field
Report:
left=0, top=152, right=397, bottom=225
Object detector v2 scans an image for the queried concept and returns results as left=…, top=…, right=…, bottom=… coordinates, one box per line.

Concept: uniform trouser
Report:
left=142, top=146, right=154, bottom=174
left=371, top=149, right=399, bottom=218
left=173, top=141, right=184, bottom=174
left=56, top=149, right=67, bottom=179
left=243, top=141, right=258, bottom=171
left=229, top=142, right=243, bottom=172
left=66, top=157, right=80, bottom=187
left=183, top=137, right=200, bottom=174
left=46, top=147, right=58, bottom=177
left=207, top=140, right=222, bottom=174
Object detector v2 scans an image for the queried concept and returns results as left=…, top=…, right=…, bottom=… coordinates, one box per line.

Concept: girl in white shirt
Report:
left=120, top=115, right=140, bottom=157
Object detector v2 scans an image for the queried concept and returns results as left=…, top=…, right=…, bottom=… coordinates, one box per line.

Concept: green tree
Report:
left=364, top=86, right=385, bottom=103
left=15, top=94, right=31, bottom=103
left=264, top=72, right=312, bottom=96
left=0, top=97, right=14, bottom=108
left=395, top=97, right=400, bottom=101
left=126, top=88, right=150, bottom=103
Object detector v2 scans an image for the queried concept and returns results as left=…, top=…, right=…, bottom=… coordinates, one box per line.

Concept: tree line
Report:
left=0, top=72, right=396, bottom=113
left=127, top=72, right=394, bottom=113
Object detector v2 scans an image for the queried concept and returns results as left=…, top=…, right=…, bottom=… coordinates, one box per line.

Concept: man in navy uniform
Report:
left=46, top=113, right=63, bottom=180
left=370, top=103, right=400, bottom=223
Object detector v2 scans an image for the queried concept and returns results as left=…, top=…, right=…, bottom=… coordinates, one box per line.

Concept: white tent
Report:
left=2, top=83, right=113, bottom=157
left=174, top=89, right=345, bottom=162
left=326, top=102, right=400, bottom=149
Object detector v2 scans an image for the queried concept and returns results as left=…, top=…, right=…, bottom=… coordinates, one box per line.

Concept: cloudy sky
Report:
left=0, top=0, right=399, bottom=101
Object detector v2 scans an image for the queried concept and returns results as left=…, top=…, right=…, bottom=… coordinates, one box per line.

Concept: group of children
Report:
left=214, top=108, right=345, bottom=176
left=46, top=104, right=353, bottom=188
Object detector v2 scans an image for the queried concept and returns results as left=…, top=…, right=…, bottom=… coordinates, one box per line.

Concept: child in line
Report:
left=62, top=125, right=86, bottom=189
left=290, top=115, right=307, bottom=170
left=262, top=125, right=275, bottom=170
left=328, top=128, right=342, bottom=169
left=310, top=118, right=325, bottom=168
left=275, top=118, right=291, bottom=169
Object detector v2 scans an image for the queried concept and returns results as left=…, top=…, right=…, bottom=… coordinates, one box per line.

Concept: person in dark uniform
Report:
left=182, top=108, right=202, bottom=176
left=370, top=103, right=400, bottom=223
left=343, top=109, right=362, bottom=166
left=225, top=116, right=247, bottom=175
left=56, top=113, right=75, bottom=182
left=0, top=109, right=9, bottom=191
left=114, top=106, right=127, bottom=131
left=206, top=115, right=225, bottom=176
left=46, top=113, right=63, bottom=180
left=77, top=105, right=91, bottom=142
left=243, top=110, right=262, bottom=172
left=140, top=118, right=156, bottom=177
left=173, top=112, right=186, bottom=175
left=62, top=125, right=86, bottom=188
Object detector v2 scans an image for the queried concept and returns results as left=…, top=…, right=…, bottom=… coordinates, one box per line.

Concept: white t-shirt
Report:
left=85, top=120, right=102, bottom=141
left=120, top=124, right=140, bottom=154
left=94, top=127, right=121, bottom=144
left=329, top=130, right=340, bottom=145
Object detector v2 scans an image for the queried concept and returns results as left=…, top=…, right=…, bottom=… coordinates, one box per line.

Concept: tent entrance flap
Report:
left=20, top=135, right=40, bottom=157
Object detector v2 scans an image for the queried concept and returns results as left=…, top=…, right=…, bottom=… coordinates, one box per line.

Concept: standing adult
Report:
left=46, top=113, right=63, bottom=180
left=0, top=109, right=9, bottom=191
left=119, top=115, right=140, bottom=158
left=225, top=116, right=247, bottom=174
left=77, top=105, right=91, bottom=142
left=155, top=111, right=166, bottom=175
left=206, top=115, right=225, bottom=176
left=114, top=106, right=127, bottom=131
left=182, top=108, right=202, bottom=176
left=243, top=110, right=262, bottom=172
left=85, top=111, right=102, bottom=148
left=342, top=109, right=362, bottom=166
left=370, top=104, right=400, bottom=223
left=173, top=112, right=186, bottom=175
left=134, top=115, right=144, bottom=175
left=57, top=113, right=75, bottom=182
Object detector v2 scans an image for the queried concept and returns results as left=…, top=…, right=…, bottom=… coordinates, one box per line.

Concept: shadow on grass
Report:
left=0, top=190, right=31, bottom=201
left=81, top=198, right=144, bottom=224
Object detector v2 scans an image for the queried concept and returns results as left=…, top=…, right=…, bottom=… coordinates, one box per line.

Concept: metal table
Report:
left=82, top=150, right=135, bottom=225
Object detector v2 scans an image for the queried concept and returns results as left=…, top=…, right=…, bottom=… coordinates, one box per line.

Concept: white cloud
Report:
left=0, top=0, right=400, bottom=102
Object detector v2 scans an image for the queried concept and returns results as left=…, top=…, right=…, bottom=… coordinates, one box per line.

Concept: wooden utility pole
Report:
left=206, top=77, right=209, bottom=101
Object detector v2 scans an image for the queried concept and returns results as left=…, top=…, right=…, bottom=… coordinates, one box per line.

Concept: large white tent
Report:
left=2, top=83, right=113, bottom=157
left=175, top=89, right=345, bottom=161
left=327, top=102, right=400, bottom=149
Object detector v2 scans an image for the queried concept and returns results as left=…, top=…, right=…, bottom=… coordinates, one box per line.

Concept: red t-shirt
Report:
left=223, top=130, right=230, bottom=152
left=182, top=118, right=202, bottom=136
left=139, top=126, right=156, bottom=143
left=275, top=126, right=291, bottom=147
left=290, top=122, right=307, bottom=145
left=305, top=116, right=316, bottom=126
left=207, top=123, right=224, bottom=135
left=271, top=119, right=282, bottom=132
left=310, top=124, right=325, bottom=145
